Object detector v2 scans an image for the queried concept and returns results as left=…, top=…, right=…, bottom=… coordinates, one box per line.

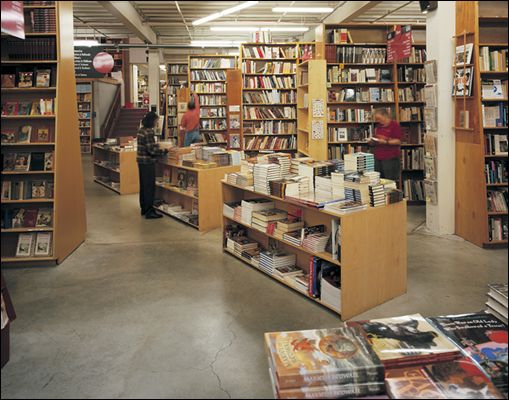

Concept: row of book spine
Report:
left=326, top=46, right=387, bottom=64
left=242, top=61, right=296, bottom=74
left=243, top=106, right=295, bottom=120
left=327, top=67, right=393, bottom=83
left=401, top=148, right=425, bottom=170
left=190, top=70, right=226, bottom=81
left=244, top=76, right=295, bottom=89
left=479, top=47, right=508, bottom=72
left=243, top=91, right=296, bottom=104
left=242, top=46, right=297, bottom=59
left=403, top=179, right=425, bottom=201
left=243, top=121, right=296, bottom=135
left=244, top=136, right=296, bottom=151
left=485, top=160, right=508, bottom=184
left=3, top=38, right=56, bottom=61
left=25, top=8, right=56, bottom=33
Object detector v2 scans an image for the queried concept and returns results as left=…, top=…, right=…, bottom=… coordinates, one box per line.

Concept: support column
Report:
left=425, top=1, right=456, bottom=235
left=148, top=50, right=161, bottom=113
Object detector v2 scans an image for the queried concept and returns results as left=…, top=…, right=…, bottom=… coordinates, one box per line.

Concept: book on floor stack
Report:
left=264, top=327, right=386, bottom=399
left=429, top=312, right=508, bottom=397
left=385, top=356, right=504, bottom=399
left=259, top=250, right=296, bottom=276
left=485, top=283, right=508, bottom=324
left=347, top=314, right=461, bottom=369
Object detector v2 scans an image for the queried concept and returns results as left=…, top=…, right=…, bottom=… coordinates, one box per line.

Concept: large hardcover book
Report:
left=347, top=314, right=460, bottom=368
left=385, top=357, right=504, bottom=399
left=264, top=326, right=384, bottom=390
left=429, top=313, right=508, bottom=396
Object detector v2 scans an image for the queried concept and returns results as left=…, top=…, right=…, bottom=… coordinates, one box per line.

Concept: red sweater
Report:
left=180, top=94, right=200, bottom=132
left=374, top=120, right=402, bottom=160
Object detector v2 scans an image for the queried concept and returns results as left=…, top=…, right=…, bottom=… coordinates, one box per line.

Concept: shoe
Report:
left=145, top=210, right=163, bottom=219
left=141, top=210, right=146, bottom=216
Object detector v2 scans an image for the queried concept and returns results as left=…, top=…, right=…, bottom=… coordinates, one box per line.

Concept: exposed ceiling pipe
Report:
left=73, top=15, right=112, bottom=39
left=277, top=1, right=295, bottom=24
left=321, top=1, right=347, bottom=22
left=372, top=1, right=415, bottom=23
left=175, top=1, right=193, bottom=40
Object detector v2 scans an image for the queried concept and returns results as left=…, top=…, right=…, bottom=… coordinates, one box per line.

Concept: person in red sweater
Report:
left=180, top=93, right=202, bottom=146
left=370, top=108, right=402, bottom=182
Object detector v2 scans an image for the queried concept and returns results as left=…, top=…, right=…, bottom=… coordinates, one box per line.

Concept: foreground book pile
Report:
left=485, top=283, right=508, bottom=325
left=266, top=313, right=507, bottom=399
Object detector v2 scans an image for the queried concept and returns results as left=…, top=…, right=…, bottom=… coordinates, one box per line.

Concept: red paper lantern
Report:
left=93, top=52, right=114, bottom=74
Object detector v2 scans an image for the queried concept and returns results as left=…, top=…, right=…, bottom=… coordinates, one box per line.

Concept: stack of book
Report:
left=315, top=176, right=333, bottom=200
left=282, top=231, right=303, bottom=247
left=344, top=152, right=375, bottom=173
left=233, top=237, right=259, bottom=258
left=265, top=327, right=385, bottom=399
left=259, top=250, right=296, bottom=276
left=223, top=201, right=241, bottom=220
left=241, top=199, right=274, bottom=225
left=485, top=283, right=508, bottom=324
left=274, top=265, right=303, bottom=280
left=386, top=188, right=405, bottom=204
left=348, top=314, right=460, bottom=369
left=251, top=209, right=287, bottom=233
left=331, top=172, right=345, bottom=200
left=254, top=163, right=281, bottom=195
left=273, top=219, right=304, bottom=241
left=302, top=232, right=329, bottom=253
left=290, top=157, right=312, bottom=174
left=345, top=173, right=371, bottom=204
left=284, top=176, right=310, bottom=198
left=267, top=154, right=292, bottom=177
left=288, top=273, right=310, bottom=294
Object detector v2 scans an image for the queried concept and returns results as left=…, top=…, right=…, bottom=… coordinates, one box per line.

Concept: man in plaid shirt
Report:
left=137, top=112, right=168, bottom=219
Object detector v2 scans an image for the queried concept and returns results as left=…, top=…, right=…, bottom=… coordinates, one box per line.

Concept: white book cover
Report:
left=16, top=233, right=34, bottom=257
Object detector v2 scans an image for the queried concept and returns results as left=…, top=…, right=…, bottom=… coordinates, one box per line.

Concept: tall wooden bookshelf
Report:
left=455, top=1, right=508, bottom=247
left=76, top=80, right=93, bottom=153
left=318, top=24, right=427, bottom=204
left=1, top=1, right=86, bottom=265
left=240, top=43, right=298, bottom=153
left=188, top=55, right=236, bottom=146
left=166, top=62, right=188, bottom=140
left=222, top=181, right=407, bottom=320
left=297, top=60, right=328, bottom=160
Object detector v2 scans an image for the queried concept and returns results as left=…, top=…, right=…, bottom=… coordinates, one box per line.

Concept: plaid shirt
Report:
left=137, top=127, right=166, bottom=164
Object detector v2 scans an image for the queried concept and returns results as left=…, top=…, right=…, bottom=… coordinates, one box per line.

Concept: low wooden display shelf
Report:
left=221, top=181, right=407, bottom=320
left=93, top=145, right=139, bottom=195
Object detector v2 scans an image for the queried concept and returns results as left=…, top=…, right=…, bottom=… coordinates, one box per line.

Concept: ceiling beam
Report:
left=98, top=1, right=157, bottom=43
left=323, top=1, right=382, bottom=24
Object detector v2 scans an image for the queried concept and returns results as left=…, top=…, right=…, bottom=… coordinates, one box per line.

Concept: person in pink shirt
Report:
left=370, top=108, right=402, bottom=182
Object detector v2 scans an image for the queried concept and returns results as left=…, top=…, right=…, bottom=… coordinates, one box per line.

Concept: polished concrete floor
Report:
left=1, top=157, right=508, bottom=399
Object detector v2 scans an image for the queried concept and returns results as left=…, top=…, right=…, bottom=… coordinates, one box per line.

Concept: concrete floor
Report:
left=1, top=157, right=508, bottom=399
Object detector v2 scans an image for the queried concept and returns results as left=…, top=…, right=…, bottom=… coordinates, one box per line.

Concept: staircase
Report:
left=109, top=108, right=147, bottom=138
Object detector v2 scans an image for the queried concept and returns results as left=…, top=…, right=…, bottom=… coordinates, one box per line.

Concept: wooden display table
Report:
left=156, top=162, right=240, bottom=232
left=93, top=145, right=139, bottom=195
left=222, top=181, right=407, bottom=320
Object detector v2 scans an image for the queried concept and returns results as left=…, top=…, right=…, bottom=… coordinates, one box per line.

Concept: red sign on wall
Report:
left=387, top=25, right=413, bottom=63
left=1, top=1, right=25, bottom=39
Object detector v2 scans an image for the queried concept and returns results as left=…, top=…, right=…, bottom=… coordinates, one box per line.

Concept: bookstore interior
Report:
left=0, top=1, right=508, bottom=399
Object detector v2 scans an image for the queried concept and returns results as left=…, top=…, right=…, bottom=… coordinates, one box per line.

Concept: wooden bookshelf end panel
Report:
left=340, top=201, right=407, bottom=320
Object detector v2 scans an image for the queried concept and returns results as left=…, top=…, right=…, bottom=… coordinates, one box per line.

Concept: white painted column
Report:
left=148, top=50, right=161, bottom=114
left=425, top=1, right=456, bottom=235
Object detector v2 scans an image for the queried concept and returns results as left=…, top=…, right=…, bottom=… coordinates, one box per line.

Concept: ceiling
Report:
left=73, top=1, right=426, bottom=60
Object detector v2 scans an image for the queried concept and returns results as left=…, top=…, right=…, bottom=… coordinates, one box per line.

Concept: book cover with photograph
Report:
left=17, top=125, right=32, bottom=143
left=347, top=314, right=460, bottom=366
left=2, top=101, right=18, bottom=115
left=385, top=357, right=504, bottom=399
left=1, top=74, right=16, bottom=88
left=14, top=153, right=31, bottom=171
left=36, top=127, right=50, bottom=143
left=44, top=152, right=54, bottom=171
left=452, top=67, right=473, bottom=97
left=35, top=69, right=51, bottom=88
left=1, top=129, right=17, bottom=144
left=31, top=181, right=47, bottom=199
left=265, top=326, right=384, bottom=390
left=16, top=233, right=34, bottom=257
left=35, top=208, right=52, bottom=227
left=18, top=71, right=34, bottom=88
left=34, top=232, right=52, bottom=256
left=429, top=313, right=508, bottom=395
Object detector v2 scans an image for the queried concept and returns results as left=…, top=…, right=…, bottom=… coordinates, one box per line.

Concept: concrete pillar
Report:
left=148, top=50, right=160, bottom=113
left=425, top=1, right=456, bottom=235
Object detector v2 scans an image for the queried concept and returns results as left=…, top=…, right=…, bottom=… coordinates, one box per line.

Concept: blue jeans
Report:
left=184, top=129, right=201, bottom=147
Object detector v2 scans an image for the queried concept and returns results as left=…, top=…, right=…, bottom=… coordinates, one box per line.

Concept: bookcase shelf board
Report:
left=1, top=1, right=86, bottom=266
left=221, top=181, right=407, bottom=320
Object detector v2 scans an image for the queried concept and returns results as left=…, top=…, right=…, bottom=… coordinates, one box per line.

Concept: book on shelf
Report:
left=327, top=66, right=393, bottom=84
left=481, top=79, right=507, bottom=100
left=454, top=43, right=474, bottom=66
left=327, top=28, right=353, bottom=44
left=3, top=37, right=57, bottom=61
left=242, top=61, right=296, bottom=74
left=265, top=326, right=385, bottom=398
left=485, top=134, right=508, bottom=155
left=326, top=46, right=387, bottom=64
left=243, top=75, right=296, bottom=90
left=24, top=7, right=56, bottom=33
left=487, top=189, right=508, bottom=213
left=242, top=46, right=297, bottom=59
left=488, top=216, right=508, bottom=242
left=452, top=67, right=474, bottom=97
left=189, top=58, right=235, bottom=69
left=479, top=47, right=508, bottom=72
left=482, top=103, right=508, bottom=127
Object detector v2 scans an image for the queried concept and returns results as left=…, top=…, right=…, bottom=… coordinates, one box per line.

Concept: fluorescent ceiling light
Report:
left=159, top=65, right=166, bottom=70
left=193, top=1, right=259, bottom=26
left=190, top=40, right=243, bottom=47
left=210, top=26, right=309, bottom=32
left=73, top=39, right=100, bottom=47
left=272, top=7, right=333, bottom=13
